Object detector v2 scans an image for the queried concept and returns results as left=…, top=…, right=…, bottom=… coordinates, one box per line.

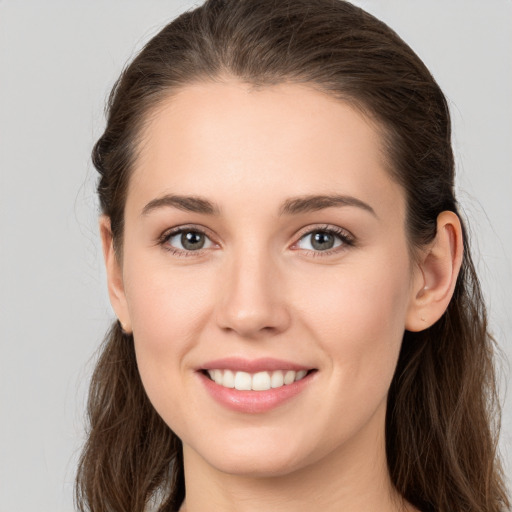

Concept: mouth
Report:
left=197, top=357, right=317, bottom=412
left=201, top=368, right=314, bottom=391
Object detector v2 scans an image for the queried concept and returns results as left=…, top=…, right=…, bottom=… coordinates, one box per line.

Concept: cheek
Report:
left=124, top=257, right=210, bottom=355
left=122, top=259, right=216, bottom=431
left=121, top=255, right=216, bottom=421
left=299, top=252, right=411, bottom=392
left=303, top=252, right=410, bottom=329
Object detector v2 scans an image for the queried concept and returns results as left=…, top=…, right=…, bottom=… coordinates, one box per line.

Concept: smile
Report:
left=205, top=369, right=309, bottom=391
left=199, top=358, right=317, bottom=413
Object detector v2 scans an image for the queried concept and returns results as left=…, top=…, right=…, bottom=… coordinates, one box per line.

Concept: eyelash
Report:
left=158, top=225, right=215, bottom=258
left=157, top=224, right=355, bottom=258
left=295, top=225, right=355, bottom=257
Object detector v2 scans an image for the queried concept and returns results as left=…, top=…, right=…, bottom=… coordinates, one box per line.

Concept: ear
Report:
left=99, top=216, right=132, bottom=334
left=405, top=211, right=464, bottom=332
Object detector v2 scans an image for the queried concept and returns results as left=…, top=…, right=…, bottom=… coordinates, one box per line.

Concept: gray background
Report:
left=0, top=1, right=510, bottom=510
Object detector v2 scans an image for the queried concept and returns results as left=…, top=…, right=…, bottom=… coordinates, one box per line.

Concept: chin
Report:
left=208, top=453, right=305, bottom=478
left=186, top=431, right=320, bottom=478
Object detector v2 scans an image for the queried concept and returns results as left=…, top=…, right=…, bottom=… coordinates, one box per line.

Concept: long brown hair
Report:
left=76, top=1, right=510, bottom=511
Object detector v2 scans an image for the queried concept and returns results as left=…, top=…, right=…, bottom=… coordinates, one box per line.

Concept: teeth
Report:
left=234, top=371, right=252, bottom=390
left=284, top=370, right=296, bottom=385
left=213, top=369, right=223, bottom=385
left=206, top=369, right=309, bottom=391
left=295, top=370, right=307, bottom=381
left=270, top=370, right=284, bottom=388
left=252, top=371, right=271, bottom=391
left=223, top=370, right=235, bottom=388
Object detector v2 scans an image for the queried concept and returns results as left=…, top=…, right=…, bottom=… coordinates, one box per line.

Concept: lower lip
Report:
left=198, top=371, right=315, bottom=414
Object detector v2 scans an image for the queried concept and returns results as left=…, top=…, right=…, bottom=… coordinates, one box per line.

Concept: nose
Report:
left=215, top=247, right=291, bottom=339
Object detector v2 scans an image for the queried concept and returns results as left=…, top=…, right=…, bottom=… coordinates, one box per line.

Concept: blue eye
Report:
left=296, top=227, right=354, bottom=253
left=162, top=228, right=215, bottom=254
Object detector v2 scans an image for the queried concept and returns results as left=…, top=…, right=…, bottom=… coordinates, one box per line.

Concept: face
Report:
left=109, top=80, right=422, bottom=477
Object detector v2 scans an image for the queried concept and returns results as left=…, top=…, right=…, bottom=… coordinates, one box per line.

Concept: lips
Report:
left=198, top=357, right=316, bottom=413
left=201, top=357, right=311, bottom=373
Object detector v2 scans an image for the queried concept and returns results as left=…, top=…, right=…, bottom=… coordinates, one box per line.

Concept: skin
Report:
left=101, top=80, right=463, bottom=512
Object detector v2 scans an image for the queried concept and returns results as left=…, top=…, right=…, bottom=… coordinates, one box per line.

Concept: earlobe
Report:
left=405, top=211, right=463, bottom=332
left=99, top=216, right=132, bottom=334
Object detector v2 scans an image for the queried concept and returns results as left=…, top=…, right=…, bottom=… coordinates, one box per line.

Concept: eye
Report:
left=160, top=227, right=215, bottom=255
left=294, top=226, right=354, bottom=254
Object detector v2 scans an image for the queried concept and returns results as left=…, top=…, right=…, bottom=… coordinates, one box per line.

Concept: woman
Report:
left=75, top=0, right=510, bottom=511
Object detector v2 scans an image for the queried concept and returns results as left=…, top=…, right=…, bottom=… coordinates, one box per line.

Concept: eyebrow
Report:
left=141, top=193, right=376, bottom=218
left=279, top=194, right=376, bottom=217
left=142, top=195, right=221, bottom=216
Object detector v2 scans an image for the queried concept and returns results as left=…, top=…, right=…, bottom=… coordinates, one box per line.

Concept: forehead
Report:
left=128, top=80, right=405, bottom=222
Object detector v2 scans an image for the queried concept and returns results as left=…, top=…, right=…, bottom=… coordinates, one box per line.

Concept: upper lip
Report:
left=200, top=357, right=312, bottom=373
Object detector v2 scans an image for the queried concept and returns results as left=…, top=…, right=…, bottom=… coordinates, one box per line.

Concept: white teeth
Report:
left=270, top=370, right=284, bottom=388
left=213, top=370, right=223, bottom=385
left=234, top=371, right=252, bottom=390
left=205, top=369, right=309, bottom=390
left=223, top=369, right=235, bottom=388
left=284, top=370, right=296, bottom=385
left=252, top=371, right=271, bottom=391
left=295, top=370, right=307, bottom=381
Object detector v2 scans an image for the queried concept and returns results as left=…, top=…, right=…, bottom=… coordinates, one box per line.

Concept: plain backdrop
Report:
left=0, top=1, right=511, bottom=510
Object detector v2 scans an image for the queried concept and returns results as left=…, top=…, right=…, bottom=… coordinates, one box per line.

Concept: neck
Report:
left=179, top=405, right=415, bottom=512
